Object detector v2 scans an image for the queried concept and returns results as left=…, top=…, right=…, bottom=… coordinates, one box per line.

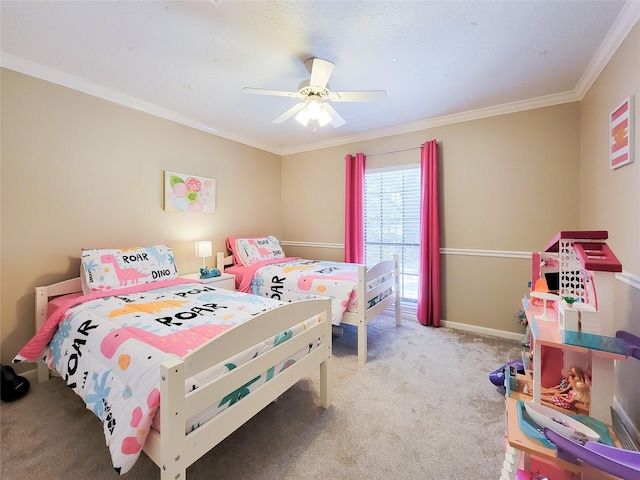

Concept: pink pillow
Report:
left=226, top=237, right=243, bottom=266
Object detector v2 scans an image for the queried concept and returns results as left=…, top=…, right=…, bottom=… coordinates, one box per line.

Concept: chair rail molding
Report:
left=283, top=242, right=533, bottom=259
left=616, top=271, right=640, bottom=290
left=281, top=240, right=344, bottom=249
left=440, top=248, right=531, bottom=259
left=281, top=242, right=640, bottom=288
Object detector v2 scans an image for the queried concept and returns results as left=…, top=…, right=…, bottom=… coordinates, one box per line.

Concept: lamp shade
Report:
left=318, top=107, right=332, bottom=126
left=306, top=98, right=322, bottom=119
left=195, top=241, right=213, bottom=259
left=295, top=108, right=310, bottom=126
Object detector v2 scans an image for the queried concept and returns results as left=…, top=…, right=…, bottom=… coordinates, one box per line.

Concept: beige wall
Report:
left=1, top=20, right=637, bottom=436
left=1, top=69, right=281, bottom=367
left=281, top=103, right=582, bottom=334
left=580, top=22, right=640, bottom=435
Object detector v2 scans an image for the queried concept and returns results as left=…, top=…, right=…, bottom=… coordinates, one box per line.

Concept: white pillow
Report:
left=80, top=245, right=178, bottom=294
left=232, top=236, right=285, bottom=267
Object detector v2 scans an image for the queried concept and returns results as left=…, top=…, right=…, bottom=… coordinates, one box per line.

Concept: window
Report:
left=364, top=165, right=420, bottom=303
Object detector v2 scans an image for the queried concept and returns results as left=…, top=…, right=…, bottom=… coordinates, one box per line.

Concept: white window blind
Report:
left=364, top=165, right=420, bottom=302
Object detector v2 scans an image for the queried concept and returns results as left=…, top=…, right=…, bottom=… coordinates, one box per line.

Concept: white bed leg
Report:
left=37, top=362, right=49, bottom=383
left=320, top=299, right=333, bottom=407
left=358, top=321, right=367, bottom=365
left=160, top=358, right=187, bottom=480
left=393, top=254, right=402, bottom=327
left=319, top=351, right=333, bottom=408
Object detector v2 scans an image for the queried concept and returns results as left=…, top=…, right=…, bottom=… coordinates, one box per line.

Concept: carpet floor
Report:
left=1, top=313, right=522, bottom=480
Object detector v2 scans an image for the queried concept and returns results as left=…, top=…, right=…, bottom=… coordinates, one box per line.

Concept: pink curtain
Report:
left=344, top=153, right=366, bottom=263
left=418, top=140, right=441, bottom=326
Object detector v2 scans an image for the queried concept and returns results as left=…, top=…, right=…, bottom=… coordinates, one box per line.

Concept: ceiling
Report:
left=1, top=1, right=638, bottom=155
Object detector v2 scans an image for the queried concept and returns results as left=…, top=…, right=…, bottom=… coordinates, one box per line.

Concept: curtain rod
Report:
left=363, top=145, right=422, bottom=157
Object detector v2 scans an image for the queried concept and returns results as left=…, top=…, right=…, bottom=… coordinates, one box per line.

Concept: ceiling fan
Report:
left=242, top=58, right=386, bottom=128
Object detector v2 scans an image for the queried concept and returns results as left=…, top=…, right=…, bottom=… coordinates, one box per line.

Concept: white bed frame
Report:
left=217, top=253, right=402, bottom=365
left=34, top=278, right=333, bottom=480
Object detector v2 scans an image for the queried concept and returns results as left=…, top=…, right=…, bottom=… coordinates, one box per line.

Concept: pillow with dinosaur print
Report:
left=231, top=235, right=285, bottom=267
left=79, top=245, right=178, bottom=295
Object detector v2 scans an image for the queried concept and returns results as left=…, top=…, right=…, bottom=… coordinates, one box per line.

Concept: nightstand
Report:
left=181, top=272, right=236, bottom=291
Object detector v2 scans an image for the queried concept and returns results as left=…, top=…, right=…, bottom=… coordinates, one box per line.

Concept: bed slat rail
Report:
left=365, top=259, right=396, bottom=280
left=183, top=346, right=330, bottom=469
left=366, top=276, right=396, bottom=301
left=183, top=299, right=328, bottom=373
left=185, top=322, right=326, bottom=416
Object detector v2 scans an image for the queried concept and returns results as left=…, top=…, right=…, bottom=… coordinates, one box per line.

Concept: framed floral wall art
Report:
left=610, top=96, right=634, bottom=170
left=164, top=171, right=216, bottom=213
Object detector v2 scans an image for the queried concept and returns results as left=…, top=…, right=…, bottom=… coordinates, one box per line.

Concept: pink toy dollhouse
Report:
left=528, top=231, right=625, bottom=424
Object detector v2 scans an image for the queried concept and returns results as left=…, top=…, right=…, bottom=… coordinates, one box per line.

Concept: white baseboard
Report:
left=396, top=304, right=525, bottom=342
left=440, top=319, right=525, bottom=342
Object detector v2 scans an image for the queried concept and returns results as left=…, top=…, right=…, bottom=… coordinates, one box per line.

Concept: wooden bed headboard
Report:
left=35, top=277, right=82, bottom=331
left=216, top=252, right=234, bottom=272
left=34, top=277, right=83, bottom=381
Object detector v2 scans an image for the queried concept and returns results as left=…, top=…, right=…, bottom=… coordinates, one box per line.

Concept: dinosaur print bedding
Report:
left=229, top=258, right=361, bottom=325
left=15, top=279, right=320, bottom=475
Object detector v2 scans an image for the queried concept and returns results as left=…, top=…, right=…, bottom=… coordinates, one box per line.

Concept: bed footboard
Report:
left=144, top=298, right=333, bottom=480
left=215, top=251, right=402, bottom=365
left=342, top=254, right=402, bottom=364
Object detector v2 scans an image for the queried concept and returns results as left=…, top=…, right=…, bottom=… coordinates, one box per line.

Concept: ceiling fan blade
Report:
left=242, top=87, right=299, bottom=98
left=271, top=102, right=306, bottom=124
left=322, top=103, right=346, bottom=128
left=309, top=58, right=334, bottom=89
left=328, top=90, right=387, bottom=102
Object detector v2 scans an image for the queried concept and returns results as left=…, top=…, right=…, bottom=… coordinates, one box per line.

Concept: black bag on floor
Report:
left=1, top=364, right=30, bottom=402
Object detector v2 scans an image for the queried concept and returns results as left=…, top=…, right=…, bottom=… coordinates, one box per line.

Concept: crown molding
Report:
left=278, top=2, right=640, bottom=156
left=2, top=2, right=636, bottom=158
left=279, top=90, right=580, bottom=155
left=574, top=0, right=640, bottom=99
left=0, top=53, right=281, bottom=155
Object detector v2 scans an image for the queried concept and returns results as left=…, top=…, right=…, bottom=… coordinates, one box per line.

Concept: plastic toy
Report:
left=489, top=359, right=524, bottom=388
left=199, top=267, right=221, bottom=279
left=524, top=401, right=600, bottom=443
left=544, top=427, right=640, bottom=478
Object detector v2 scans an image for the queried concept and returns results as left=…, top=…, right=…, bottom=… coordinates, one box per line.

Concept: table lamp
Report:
left=195, top=241, right=213, bottom=278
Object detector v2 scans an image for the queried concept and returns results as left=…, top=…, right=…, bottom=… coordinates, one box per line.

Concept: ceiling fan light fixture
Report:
left=317, top=108, right=332, bottom=127
left=245, top=57, right=384, bottom=129
left=306, top=97, right=322, bottom=119
left=295, top=108, right=310, bottom=126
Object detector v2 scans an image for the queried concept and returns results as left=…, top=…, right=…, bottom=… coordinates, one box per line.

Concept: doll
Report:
left=539, top=366, right=584, bottom=395
left=542, top=380, right=590, bottom=411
